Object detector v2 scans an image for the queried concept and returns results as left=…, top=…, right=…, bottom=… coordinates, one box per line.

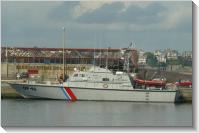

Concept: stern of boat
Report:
left=175, top=90, right=184, bottom=103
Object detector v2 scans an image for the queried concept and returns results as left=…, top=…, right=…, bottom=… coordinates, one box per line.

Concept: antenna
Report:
left=93, top=47, right=95, bottom=68
left=106, top=46, right=109, bottom=69
left=130, top=41, right=136, bottom=49
left=133, top=41, right=136, bottom=49
left=118, top=48, right=120, bottom=71
left=128, top=41, right=136, bottom=49
left=99, top=35, right=101, bottom=67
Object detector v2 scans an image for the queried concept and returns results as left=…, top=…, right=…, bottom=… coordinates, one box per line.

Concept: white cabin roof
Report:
left=88, top=66, right=112, bottom=73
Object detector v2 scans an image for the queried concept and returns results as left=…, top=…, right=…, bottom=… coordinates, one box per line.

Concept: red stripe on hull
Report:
left=64, top=87, right=77, bottom=101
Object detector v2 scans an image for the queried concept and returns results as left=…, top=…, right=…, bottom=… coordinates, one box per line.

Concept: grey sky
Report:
left=2, top=1, right=192, bottom=52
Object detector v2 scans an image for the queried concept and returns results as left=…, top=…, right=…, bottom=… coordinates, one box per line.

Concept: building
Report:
left=164, top=49, right=178, bottom=60
left=182, top=51, right=192, bottom=60
left=154, top=50, right=166, bottom=63
left=154, top=50, right=163, bottom=57
left=138, top=49, right=147, bottom=65
left=157, top=54, right=167, bottom=63
left=1, top=46, right=138, bottom=68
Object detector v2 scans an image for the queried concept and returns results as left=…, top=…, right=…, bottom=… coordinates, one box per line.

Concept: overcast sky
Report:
left=2, top=1, right=192, bottom=52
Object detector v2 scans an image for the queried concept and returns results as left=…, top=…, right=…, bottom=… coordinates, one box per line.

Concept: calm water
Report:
left=1, top=99, right=192, bottom=127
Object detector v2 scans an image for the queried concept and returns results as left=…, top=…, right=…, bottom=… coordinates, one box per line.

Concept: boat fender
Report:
left=103, top=84, right=108, bottom=88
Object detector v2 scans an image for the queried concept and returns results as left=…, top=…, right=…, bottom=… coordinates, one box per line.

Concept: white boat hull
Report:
left=9, top=83, right=178, bottom=102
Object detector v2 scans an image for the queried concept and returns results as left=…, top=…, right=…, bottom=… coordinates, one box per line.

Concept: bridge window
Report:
left=79, top=74, right=85, bottom=77
left=73, top=74, right=78, bottom=77
left=102, top=78, right=109, bottom=81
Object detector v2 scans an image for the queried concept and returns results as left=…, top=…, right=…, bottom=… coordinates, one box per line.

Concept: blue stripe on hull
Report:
left=59, top=86, right=70, bottom=101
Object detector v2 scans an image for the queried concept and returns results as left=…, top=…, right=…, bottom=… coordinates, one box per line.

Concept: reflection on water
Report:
left=1, top=99, right=192, bottom=126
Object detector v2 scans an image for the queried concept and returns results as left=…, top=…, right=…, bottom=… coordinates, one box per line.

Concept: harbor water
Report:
left=1, top=99, right=192, bottom=126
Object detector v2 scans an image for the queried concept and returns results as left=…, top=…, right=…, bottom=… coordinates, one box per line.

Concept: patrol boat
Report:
left=9, top=66, right=179, bottom=102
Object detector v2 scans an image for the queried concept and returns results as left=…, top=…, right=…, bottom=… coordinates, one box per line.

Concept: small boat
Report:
left=175, top=80, right=192, bottom=87
left=175, top=80, right=192, bottom=102
left=8, top=66, right=180, bottom=102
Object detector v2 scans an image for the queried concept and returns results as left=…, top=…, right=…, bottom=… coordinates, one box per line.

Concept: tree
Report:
left=178, top=56, right=192, bottom=67
left=144, top=52, right=158, bottom=67
left=159, top=62, right=167, bottom=67
left=166, top=59, right=180, bottom=65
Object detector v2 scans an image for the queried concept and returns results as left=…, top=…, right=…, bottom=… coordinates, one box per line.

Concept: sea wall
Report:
left=1, top=63, right=92, bottom=80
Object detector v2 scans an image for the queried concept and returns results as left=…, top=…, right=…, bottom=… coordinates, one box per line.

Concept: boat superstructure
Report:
left=65, top=66, right=132, bottom=90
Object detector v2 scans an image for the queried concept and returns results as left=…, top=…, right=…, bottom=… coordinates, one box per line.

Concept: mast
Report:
left=62, top=27, right=65, bottom=81
left=6, top=44, right=8, bottom=78
left=93, top=33, right=96, bottom=71
left=93, top=47, right=95, bottom=70
left=99, top=37, right=101, bottom=67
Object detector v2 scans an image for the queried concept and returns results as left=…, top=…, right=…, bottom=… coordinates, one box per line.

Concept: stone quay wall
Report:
left=1, top=63, right=92, bottom=81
